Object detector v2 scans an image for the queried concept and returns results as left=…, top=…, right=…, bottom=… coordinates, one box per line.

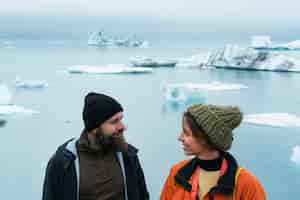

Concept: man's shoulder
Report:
left=50, top=138, right=77, bottom=164
left=126, top=143, right=139, bottom=156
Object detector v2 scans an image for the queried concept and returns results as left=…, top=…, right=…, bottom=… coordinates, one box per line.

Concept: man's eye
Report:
left=110, top=119, right=120, bottom=124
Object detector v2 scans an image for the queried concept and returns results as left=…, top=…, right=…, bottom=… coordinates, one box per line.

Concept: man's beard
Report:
left=91, top=129, right=128, bottom=153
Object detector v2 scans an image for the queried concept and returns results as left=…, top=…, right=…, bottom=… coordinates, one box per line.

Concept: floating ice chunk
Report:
left=164, top=86, right=189, bottom=102
left=130, top=57, right=177, bottom=68
left=67, top=64, right=153, bottom=74
left=271, top=40, right=300, bottom=50
left=162, top=97, right=206, bottom=113
left=166, top=82, right=248, bottom=92
left=0, top=84, right=11, bottom=105
left=251, top=36, right=272, bottom=48
left=0, top=105, right=38, bottom=116
left=88, top=31, right=148, bottom=48
left=285, top=40, right=300, bottom=49
left=244, top=113, right=300, bottom=127
left=15, top=77, right=48, bottom=89
left=134, top=40, right=149, bottom=48
left=69, top=64, right=153, bottom=74
left=291, top=146, right=300, bottom=165
left=164, top=82, right=247, bottom=102
left=176, top=53, right=211, bottom=69
left=251, top=36, right=300, bottom=50
left=207, top=45, right=300, bottom=72
left=260, top=55, right=300, bottom=71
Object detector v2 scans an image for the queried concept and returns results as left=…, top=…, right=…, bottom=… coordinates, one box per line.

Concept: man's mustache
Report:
left=111, top=129, right=125, bottom=137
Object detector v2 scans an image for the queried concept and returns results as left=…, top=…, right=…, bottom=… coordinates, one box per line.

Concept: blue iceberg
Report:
left=163, top=82, right=248, bottom=102
left=291, top=146, right=300, bottom=165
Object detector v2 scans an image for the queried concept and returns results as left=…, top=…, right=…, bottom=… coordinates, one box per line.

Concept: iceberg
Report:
left=271, top=40, right=300, bottom=51
left=67, top=64, right=153, bottom=74
left=207, top=45, right=300, bottom=72
left=0, top=105, right=38, bottom=116
left=88, top=31, right=148, bottom=48
left=283, top=40, right=300, bottom=50
left=251, top=35, right=272, bottom=49
left=251, top=36, right=300, bottom=51
left=130, top=57, right=177, bottom=68
left=291, top=146, right=300, bottom=165
left=162, top=98, right=206, bottom=113
left=163, top=82, right=248, bottom=102
left=175, top=53, right=211, bottom=69
left=15, top=77, right=48, bottom=89
left=0, top=84, right=11, bottom=105
left=244, top=113, right=300, bottom=127
left=88, top=31, right=114, bottom=47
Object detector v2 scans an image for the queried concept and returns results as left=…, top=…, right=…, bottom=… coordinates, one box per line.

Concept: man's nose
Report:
left=118, top=121, right=126, bottom=131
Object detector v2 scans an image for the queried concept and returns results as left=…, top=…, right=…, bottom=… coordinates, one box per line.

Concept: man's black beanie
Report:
left=82, top=92, right=123, bottom=132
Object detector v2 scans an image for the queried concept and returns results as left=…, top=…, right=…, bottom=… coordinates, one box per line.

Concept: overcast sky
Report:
left=0, top=0, right=299, bottom=37
left=1, top=0, right=299, bottom=20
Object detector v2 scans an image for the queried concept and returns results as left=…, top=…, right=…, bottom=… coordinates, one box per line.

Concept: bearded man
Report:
left=42, top=92, right=149, bottom=200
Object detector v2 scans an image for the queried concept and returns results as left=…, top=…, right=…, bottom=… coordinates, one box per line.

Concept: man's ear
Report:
left=88, top=127, right=99, bottom=136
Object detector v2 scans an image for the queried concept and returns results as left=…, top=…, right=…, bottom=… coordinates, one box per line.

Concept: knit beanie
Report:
left=82, top=92, right=123, bottom=132
left=187, top=104, right=243, bottom=151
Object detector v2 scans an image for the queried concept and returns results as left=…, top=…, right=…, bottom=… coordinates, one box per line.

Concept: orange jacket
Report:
left=160, top=153, right=266, bottom=200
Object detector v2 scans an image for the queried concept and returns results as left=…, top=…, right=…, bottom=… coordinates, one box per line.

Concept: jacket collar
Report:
left=125, top=143, right=138, bottom=156
left=63, top=138, right=138, bottom=159
left=175, top=152, right=238, bottom=195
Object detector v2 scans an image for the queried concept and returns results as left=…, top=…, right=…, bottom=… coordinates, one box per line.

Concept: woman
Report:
left=160, top=104, right=266, bottom=200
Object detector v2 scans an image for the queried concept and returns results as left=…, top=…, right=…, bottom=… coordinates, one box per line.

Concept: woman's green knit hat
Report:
left=187, top=104, right=243, bottom=151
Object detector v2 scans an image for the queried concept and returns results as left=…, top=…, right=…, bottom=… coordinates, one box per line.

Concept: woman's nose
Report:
left=178, top=132, right=184, bottom=141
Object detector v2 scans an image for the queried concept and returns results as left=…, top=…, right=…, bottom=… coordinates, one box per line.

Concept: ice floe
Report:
left=15, top=77, right=48, bottom=89
left=0, top=105, right=38, bottom=116
left=163, top=82, right=248, bottom=102
left=0, top=84, right=11, bottom=105
left=291, top=146, right=300, bottom=165
left=0, top=83, right=38, bottom=116
left=244, top=113, right=300, bottom=127
left=130, top=57, right=177, bottom=68
left=207, top=45, right=300, bottom=72
left=67, top=64, right=153, bottom=74
left=282, top=40, right=300, bottom=50
left=176, top=53, right=211, bottom=69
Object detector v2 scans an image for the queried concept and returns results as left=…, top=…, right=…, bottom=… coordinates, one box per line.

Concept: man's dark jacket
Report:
left=42, top=138, right=149, bottom=200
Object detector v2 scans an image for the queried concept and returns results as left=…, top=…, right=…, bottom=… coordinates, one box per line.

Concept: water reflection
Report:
left=214, top=68, right=266, bottom=81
